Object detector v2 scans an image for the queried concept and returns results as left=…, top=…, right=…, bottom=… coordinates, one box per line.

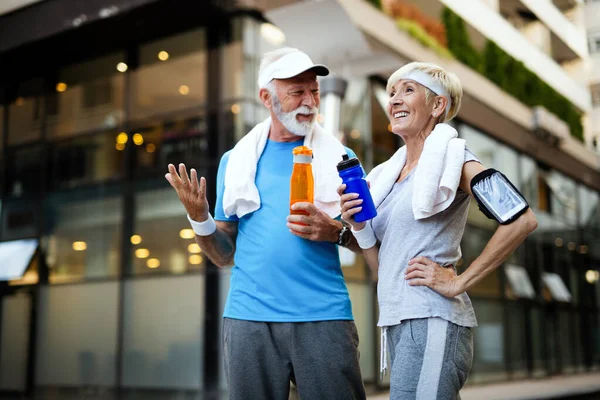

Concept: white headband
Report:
left=257, top=51, right=329, bottom=89
left=391, top=70, right=452, bottom=116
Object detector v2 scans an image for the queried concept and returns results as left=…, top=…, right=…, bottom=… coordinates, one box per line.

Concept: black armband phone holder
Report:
left=470, top=168, right=529, bottom=225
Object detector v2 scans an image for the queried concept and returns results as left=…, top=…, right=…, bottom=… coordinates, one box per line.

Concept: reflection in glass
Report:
left=459, top=124, right=495, bottom=167
left=132, top=188, right=204, bottom=275
left=470, top=299, right=508, bottom=383
left=8, top=79, right=44, bottom=145
left=521, top=156, right=538, bottom=210
left=559, top=310, right=576, bottom=373
left=506, top=303, right=528, bottom=378
left=0, top=293, right=31, bottom=390
left=131, top=29, right=206, bottom=122
left=49, top=130, right=124, bottom=190
left=341, top=79, right=372, bottom=171
left=530, top=307, right=548, bottom=377
left=579, top=185, right=600, bottom=230
left=461, top=226, right=501, bottom=298
left=372, top=83, right=399, bottom=166
left=544, top=170, right=577, bottom=226
left=46, top=53, right=125, bottom=138
left=122, top=275, right=203, bottom=389
left=35, top=283, right=119, bottom=386
left=133, top=115, right=208, bottom=178
left=0, top=106, right=4, bottom=149
left=5, top=146, right=42, bottom=197
left=44, top=192, right=121, bottom=283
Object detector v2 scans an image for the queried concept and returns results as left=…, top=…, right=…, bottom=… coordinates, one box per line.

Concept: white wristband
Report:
left=187, top=213, right=217, bottom=236
left=351, top=224, right=377, bottom=249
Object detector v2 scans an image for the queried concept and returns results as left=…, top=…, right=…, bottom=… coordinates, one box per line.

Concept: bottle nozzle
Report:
left=342, top=154, right=349, bottom=161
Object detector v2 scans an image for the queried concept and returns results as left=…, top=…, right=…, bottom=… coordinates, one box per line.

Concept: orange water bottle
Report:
left=290, top=146, right=314, bottom=217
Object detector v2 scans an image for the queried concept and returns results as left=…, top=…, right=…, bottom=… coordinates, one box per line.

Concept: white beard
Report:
left=272, top=93, right=318, bottom=137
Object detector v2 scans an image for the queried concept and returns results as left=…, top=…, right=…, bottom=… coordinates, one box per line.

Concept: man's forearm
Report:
left=344, top=234, right=362, bottom=254
left=195, top=228, right=236, bottom=267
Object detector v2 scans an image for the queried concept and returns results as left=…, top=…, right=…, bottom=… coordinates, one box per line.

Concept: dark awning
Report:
left=0, top=0, right=163, bottom=54
left=0, top=239, right=38, bottom=281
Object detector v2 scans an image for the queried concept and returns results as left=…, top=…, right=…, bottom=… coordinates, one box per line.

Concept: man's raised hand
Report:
left=165, top=163, right=209, bottom=222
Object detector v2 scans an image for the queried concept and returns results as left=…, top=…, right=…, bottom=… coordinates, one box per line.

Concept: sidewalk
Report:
left=367, top=372, right=600, bottom=400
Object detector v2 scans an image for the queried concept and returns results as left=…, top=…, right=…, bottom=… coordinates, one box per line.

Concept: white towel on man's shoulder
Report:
left=223, top=117, right=346, bottom=219
left=367, top=123, right=466, bottom=220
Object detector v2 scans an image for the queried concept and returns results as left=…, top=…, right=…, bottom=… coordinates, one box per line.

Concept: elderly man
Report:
left=166, top=47, right=366, bottom=400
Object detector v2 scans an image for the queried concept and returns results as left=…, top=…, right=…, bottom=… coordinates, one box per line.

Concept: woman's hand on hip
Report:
left=405, top=256, right=463, bottom=298
left=337, top=184, right=366, bottom=231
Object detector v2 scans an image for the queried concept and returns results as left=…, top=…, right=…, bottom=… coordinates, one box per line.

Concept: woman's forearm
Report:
left=362, top=245, right=380, bottom=281
left=457, top=209, right=537, bottom=293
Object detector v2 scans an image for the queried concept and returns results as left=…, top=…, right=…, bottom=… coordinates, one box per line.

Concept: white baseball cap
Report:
left=257, top=50, right=329, bottom=88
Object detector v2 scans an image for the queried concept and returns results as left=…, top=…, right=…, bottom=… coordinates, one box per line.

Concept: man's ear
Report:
left=259, top=88, right=271, bottom=108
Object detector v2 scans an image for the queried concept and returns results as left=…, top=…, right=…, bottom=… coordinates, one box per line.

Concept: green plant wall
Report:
left=442, top=7, right=583, bottom=142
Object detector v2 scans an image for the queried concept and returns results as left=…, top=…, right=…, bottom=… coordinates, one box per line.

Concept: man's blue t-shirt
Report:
left=215, top=138, right=356, bottom=322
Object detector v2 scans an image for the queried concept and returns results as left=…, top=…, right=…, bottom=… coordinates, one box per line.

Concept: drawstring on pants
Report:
left=380, top=326, right=388, bottom=379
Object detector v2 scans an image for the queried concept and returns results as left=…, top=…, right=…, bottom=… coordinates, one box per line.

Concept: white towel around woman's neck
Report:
left=223, top=117, right=347, bottom=219
left=367, top=123, right=466, bottom=220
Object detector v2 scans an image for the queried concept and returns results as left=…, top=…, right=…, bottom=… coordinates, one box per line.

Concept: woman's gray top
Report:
left=371, top=150, right=479, bottom=328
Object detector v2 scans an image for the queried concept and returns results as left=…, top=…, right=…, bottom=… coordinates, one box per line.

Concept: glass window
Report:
left=121, top=275, right=204, bottom=389
left=545, top=170, right=578, bottom=226
left=43, top=190, right=122, bottom=283
left=237, top=18, right=286, bottom=102
left=372, top=83, right=400, bottom=166
left=0, top=105, right=4, bottom=149
left=46, top=53, right=125, bottom=138
left=1, top=198, right=38, bottom=241
left=341, top=79, right=372, bottom=170
left=346, top=281, right=376, bottom=381
left=48, top=129, right=124, bottom=190
left=5, top=145, right=42, bottom=197
left=8, top=78, right=44, bottom=146
left=470, top=299, right=508, bottom=383
left=579, top=185, right=600, bottom=230
left=35, top=283, right=119, bottom=386
left=459, top=124, right=495, bottom=166
left=221, top=18, right=244, bottom=101
left=506, top=303, right=528, bottom=378
left=131, top=29, right=206, bottom=122
left=132, top=187, right=205, bottom=275
left=559, top=310, right=577, bottom=373
left=132, top=112, right=208, bottom=180
left=460, top=124, right=520, bottom=184
left=494, top=145, right=519, bottom=186
left=530, top=307, right=549, bottom=377
left=0, top=293, right=31, bottom=391
left=521, top=155, right=539, bottom=210
left=461, top=226, right=501, bottom=298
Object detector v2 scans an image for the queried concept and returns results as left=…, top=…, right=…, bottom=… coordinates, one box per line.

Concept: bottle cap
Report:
left=336, top=154, right=360, bottom=172
left=293, top=146, right=313, bottom=156
left=293, top=146, right=313, bottom=164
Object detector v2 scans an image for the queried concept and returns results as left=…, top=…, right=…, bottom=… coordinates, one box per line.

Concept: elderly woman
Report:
left=339, top=62, right=538, bottom=399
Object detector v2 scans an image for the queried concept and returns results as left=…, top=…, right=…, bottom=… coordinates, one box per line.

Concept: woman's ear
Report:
left=432, top=96, right=448, bottom=118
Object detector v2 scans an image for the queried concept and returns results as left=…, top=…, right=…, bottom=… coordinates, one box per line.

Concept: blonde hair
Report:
left=386, top=62, right=463, bottom=122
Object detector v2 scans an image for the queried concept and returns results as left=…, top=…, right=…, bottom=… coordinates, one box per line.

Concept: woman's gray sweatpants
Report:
left=387, top=318, right=473, bottom=400
left=223, top=318, right=366, bottom=400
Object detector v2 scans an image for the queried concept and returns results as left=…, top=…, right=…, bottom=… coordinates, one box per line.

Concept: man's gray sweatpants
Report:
left=387, top=317, right=473, bottom=400
left=223, top=318, right=366, bottom=400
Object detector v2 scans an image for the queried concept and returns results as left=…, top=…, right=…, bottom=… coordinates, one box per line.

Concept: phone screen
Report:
left=472, top=172, right=528, bottom=223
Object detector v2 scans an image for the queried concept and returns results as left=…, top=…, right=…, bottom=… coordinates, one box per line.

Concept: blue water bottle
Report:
left=337, top=154, right=377, bottom=223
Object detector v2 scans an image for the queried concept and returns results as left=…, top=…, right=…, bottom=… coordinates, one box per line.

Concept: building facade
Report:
left=0, top=0, right=599, bottom=398
left=587, top=0, right=600, bottom=149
